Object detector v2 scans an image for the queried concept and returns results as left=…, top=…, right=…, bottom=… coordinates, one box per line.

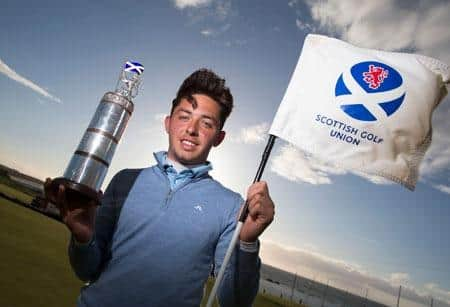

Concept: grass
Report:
left=0, top=183, right=34, bottom=204
left=0, top=188, right=305, bottom=307
left=0, top=172, right=39, bottom=198
left=0, top=198, right=82, bottom=307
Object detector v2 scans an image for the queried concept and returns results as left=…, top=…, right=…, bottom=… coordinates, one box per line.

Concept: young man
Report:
left=56, top=69, right=275, bottom=306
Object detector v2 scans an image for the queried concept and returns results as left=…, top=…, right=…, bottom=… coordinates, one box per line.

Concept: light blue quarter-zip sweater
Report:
left=69, top=152, right=260, bottom=307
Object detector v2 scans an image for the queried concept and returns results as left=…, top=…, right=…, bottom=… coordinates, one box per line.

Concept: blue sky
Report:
left=1, top=0, right=449, bottom=305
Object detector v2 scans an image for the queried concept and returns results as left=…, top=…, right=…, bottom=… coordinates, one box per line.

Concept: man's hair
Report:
left=171, top=69, right=233, bottom=129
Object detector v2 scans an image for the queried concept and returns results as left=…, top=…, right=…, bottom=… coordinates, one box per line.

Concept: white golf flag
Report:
left=269, top=34, right=449, bottom=190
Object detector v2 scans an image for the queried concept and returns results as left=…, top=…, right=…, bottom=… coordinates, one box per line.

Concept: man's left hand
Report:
left=239, top=181, right=275, bottom=242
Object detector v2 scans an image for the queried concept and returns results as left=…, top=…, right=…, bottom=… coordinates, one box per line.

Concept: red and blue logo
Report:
left=335, top=61, right=405, bottom=121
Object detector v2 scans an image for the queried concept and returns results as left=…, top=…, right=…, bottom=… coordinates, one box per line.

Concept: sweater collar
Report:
left=153, top=151, right=212, bottom=178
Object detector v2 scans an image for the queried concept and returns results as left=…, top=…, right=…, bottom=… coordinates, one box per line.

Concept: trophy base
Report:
left=44, top=177, right=103, bottom=209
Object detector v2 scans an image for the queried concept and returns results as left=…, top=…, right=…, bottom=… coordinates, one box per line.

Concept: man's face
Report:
left=165, top=94, right=225, bottom=165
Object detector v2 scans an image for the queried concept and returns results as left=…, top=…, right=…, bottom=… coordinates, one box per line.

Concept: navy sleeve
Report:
left=68, top=170, right=125, bottom=282
left=214, top=195, right=261, bottom=307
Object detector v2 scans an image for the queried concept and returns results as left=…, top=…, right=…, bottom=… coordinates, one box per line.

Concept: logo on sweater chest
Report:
left=194, top=204, right=203, bottom=212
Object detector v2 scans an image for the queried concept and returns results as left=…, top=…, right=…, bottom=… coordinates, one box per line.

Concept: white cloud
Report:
left=433, top=184, right=450, bottom=195
left=389, top=272, right=410, bottom=286
left=200, top=29, right=214, bottom=36
left=420, top=102, right=450, bottom=178
left=270, top=144, right=380, bottom=185
left=173, top=0, right=233, bottom=38
left=306, top=0, right=450, bottom=63
left=351, top=170, right=393, bottom=186
left=308, top=0, right=418, bottom=50
left=415, top=2, right=450, bottom=64
left=214, top=0, right=231, bottom=20
left=288, top=0, right=299, bottom=8
left=261, top=240, right=450, bottom=307
left=0, top=58, right=61, bottom=103
left=139, top=113, right=167, bottom=136
left=173, top=0, right=232, bottom=20
left=295, top=18, right=315, bottom=31
left=153, top=113, right=167, bottom=122
left=425, top=283, right=450, bottom=305
left=200, top=23, right=231, bottom=37
left=229, top=122, right=269, bottom=145
left=270, top=144, right=332, bottom=184
left=309, top=0, right=450, bottom=87
left=269, top=144, right=412, bottom=186
left=173, top=0, right=212, bottom=9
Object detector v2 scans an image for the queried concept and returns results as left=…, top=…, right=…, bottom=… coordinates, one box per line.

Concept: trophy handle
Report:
left=44, top=177, right=103, bottom=209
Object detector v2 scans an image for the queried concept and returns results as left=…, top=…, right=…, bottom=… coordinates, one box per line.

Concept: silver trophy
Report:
left=45, top=61, right=144, bottom=207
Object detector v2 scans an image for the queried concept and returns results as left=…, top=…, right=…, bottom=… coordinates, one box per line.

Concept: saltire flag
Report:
left=125, top=61, right=145, bottom=75
left=269, top=34, right=449, bottom=190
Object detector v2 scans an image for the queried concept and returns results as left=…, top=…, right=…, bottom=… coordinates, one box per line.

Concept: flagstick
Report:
left=206, top=134, right=277, bottom=307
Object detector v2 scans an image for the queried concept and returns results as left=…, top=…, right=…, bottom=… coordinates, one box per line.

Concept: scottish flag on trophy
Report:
left=125, top=61, right=145, bottom=75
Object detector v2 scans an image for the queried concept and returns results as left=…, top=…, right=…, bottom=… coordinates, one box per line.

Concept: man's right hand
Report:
left=45, top=179, right=97, bottom=244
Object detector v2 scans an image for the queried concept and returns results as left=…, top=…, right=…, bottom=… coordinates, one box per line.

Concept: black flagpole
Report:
left=206, top=134, right=277, bottom=307
left=238, top=134, right=277, bottom=222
